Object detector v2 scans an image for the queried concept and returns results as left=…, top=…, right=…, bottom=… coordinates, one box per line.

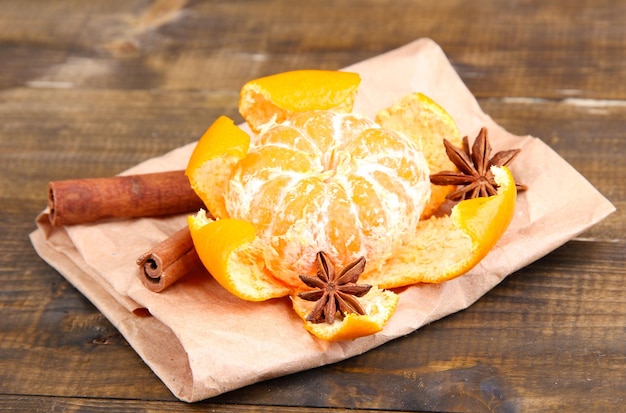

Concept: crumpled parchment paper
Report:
left=30, top=38, right=615, bottom=402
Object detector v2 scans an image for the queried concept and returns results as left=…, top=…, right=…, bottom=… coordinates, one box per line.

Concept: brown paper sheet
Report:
left=30, top=38, right=615, bottom=402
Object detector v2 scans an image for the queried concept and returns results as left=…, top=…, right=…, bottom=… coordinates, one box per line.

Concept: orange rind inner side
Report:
left=360, top=166, right=516, bottom=287
left=185, top=116, right=250, bottom=219
left=188, top=213, right=291, bottom=301
left=239, top=70, right=361, bottom=133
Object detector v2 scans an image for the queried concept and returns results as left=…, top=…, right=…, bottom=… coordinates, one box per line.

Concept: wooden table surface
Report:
left=1, top=1, right=624, bottom=412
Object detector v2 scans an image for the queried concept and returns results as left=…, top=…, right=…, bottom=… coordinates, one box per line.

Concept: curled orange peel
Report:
left=186, top=116, right=250, bottom=219
left=188, top=214, right=290, bottom=301
left=360, top=166, right=516, bottom=288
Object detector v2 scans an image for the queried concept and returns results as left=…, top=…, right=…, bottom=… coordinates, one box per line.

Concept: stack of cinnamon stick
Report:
left=48, top=170, right=205, bottom=292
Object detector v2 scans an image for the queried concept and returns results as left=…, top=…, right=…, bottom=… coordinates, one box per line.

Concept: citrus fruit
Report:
left=239, top=70, right=361, bottom=133
left=185, top=70, right=518, bottom=341
left=224, top=110, right=431, bottom=288
left=376, top=92, right=463, bottom=218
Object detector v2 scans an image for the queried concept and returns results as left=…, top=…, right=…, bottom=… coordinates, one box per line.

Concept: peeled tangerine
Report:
left=186, top=70, right=517, bottom=341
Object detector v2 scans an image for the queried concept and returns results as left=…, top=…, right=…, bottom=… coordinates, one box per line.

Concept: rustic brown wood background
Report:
left=1, top=0, right=624, bottom=412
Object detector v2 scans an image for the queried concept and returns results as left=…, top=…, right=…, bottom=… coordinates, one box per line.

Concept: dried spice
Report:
left=430, top=127, right=527, bottom=201
left=47, top=170, right=203, bottom=226
left=298, top=252, right=372, bottom=324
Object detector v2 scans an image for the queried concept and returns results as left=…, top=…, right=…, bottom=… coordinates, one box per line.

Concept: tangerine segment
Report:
left=188, top=212, right=291, bottom=301
left=361, top=166, right=517, bottom=288
left=239, top=70, right=361, bottom=132
left=185, top=116, right=250, bottom=219
left=291, top=286, right=399, bottom=341
left=376, top=92, right=463, bottom=219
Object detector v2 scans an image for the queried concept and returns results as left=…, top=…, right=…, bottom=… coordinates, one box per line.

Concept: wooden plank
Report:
left=0, top=87, right=238, bottom=193
left=0, top=0, right=624, bottom=411
left=0, top=1, right=624, bottom=99
left=0, top=395, right=402, bottom=413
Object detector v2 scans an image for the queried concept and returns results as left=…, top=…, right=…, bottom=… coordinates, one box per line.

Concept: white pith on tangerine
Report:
left=225, top=111, right=431, bottom=287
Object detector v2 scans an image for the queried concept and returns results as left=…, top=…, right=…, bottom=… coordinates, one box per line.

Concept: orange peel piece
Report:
left=188, top=213, right=290, bottom=301
left=291, top=286, right=399, bottom=341
left=185, top=115, right=250, bottom=219
left=239, top=70, right=361, bottom=133
left=361, top=166, right=517, bottom=288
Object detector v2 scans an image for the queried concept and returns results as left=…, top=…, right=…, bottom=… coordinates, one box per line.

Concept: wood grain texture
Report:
left=1, top=0, right=624, bottom=412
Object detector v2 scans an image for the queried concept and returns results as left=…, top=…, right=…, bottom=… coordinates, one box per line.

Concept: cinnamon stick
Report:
left=136, top=226, right=201, bottom=292
left=48, top=170, right=203, bottom=226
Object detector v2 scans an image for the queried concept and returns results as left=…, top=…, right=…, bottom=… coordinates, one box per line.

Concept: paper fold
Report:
left=30, top=38, right=615, bottom=402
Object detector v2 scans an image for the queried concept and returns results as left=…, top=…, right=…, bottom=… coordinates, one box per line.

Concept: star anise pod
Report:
left=430, top=127, right=527, bottom=201
left=297, top=251, right=372, bottom=324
